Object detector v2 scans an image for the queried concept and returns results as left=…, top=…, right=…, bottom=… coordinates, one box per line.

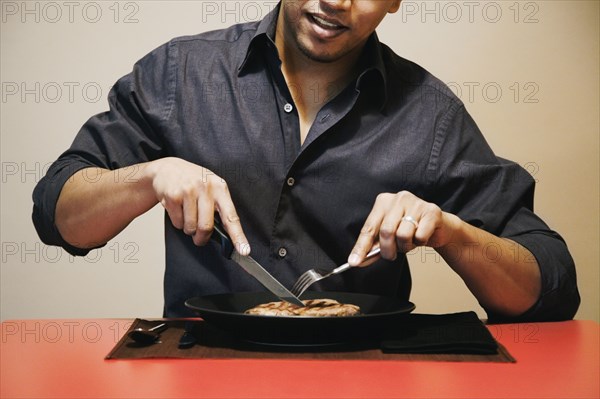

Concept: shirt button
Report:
left=286, top=177, right=295, bottom=187
left=283, top=103, right=294, bottom=113
left=278, top=247, right=287, bottom=258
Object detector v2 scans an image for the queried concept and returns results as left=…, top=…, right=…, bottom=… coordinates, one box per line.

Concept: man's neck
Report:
left=275, top=17, right=364, bottom=144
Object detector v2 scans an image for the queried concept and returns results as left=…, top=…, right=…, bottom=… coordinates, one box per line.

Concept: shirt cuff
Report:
left=486, top=231, right=580, bottom=323
left=32, top=159, right=104, bottom=257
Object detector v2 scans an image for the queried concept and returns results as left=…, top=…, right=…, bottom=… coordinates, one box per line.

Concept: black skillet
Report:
left=185, top=291, right=415, bottom=346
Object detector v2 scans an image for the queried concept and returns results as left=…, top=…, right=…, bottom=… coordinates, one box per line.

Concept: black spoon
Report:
left=127, top=322, right=168, bottom=345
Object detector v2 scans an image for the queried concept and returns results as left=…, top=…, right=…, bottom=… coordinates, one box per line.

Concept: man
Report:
left=32, top=0, right=579, bottom=320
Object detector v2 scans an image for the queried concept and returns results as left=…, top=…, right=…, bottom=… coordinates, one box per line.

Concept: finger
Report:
left=348, top=211, right=384, bottom=266
left=396, top=214, right=419, bottom=253
left=357, top=245, right=382, bottom=267
left=413, top=211, right=440, bottom=247
left=214, top=186, right=250, bottom=256
left=379, top=212, right=404, bottom=261
left=162, top=197, right=184, bottom=230
left=192, top=196, right=214, bottom=246
left=395, top=238, right=417, bottom=254
left=182, top=192, right=199, bottom=236
left=220, top=210, right=250, bottom=256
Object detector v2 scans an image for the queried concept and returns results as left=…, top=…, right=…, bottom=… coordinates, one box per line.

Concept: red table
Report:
left=1, top=319, right=598, bottom=398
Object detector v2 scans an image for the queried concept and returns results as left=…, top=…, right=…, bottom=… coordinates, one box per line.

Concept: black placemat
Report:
left=381, top=311, right=500, bottom=354
left=106, top=313, right=515, bottom=362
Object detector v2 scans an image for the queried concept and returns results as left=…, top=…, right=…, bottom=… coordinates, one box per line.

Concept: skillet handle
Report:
left=210, top=217, right=235, bottom=259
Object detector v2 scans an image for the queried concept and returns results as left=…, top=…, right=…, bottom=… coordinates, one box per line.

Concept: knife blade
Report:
left=211, top=219, right=305, bottom=307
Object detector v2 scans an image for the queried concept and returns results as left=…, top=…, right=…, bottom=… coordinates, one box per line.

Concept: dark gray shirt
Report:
left=32, top=7, right=579, bottom=321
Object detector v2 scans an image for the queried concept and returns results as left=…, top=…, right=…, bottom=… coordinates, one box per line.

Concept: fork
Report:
left=290, top=247, right=381, bottom=297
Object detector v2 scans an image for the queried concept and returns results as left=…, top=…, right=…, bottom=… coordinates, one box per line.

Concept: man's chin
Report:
left=297, top=42, right=341, bottom=64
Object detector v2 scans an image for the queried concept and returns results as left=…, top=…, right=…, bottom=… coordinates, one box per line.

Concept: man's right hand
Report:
left=55, top=157, right=249, bottom=254
left=146, top=157, right=250, bottom=254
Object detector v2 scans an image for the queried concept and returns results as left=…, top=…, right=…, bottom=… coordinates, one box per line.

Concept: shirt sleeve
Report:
left=430, top=101, right=580, bottom=322
left=32, top=41, right=176, bottom=256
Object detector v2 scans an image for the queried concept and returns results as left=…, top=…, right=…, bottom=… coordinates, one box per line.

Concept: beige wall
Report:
left=1, top=1, right=598, bottom=322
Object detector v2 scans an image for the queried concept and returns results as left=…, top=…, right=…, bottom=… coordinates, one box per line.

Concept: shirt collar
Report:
left=355, top=32, right=388, bottom=111
left=237, top=4, right=279, bottom=75
left=237, top=4, right=388, bottom=110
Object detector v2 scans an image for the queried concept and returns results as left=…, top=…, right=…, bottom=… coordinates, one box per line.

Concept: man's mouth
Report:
left=308, top=13, right=347, bottom=32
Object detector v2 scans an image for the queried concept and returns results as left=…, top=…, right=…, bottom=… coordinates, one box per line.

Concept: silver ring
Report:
left=401, top=215, right=419, bottom=229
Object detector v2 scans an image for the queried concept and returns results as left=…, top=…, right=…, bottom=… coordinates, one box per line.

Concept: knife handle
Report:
left=210, top=217, right=235, bottom=259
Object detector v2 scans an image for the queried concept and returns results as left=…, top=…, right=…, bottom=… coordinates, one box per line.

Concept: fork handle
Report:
left=333, top=247, right=381, bottom=274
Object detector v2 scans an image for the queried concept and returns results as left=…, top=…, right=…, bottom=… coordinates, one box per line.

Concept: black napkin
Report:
left=380, top=311, right=499, bottom=354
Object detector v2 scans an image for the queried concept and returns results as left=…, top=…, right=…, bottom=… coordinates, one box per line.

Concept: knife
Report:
left=210, top=219, right=305, bottom=307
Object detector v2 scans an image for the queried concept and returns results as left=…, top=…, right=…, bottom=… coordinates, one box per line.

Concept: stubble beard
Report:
left=284, top=11, right=347, bottom=64
left=295, top=35, right=339, bottom=63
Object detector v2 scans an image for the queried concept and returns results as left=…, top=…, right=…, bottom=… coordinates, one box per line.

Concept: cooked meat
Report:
left=244, top=298, right=360, bottom=317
